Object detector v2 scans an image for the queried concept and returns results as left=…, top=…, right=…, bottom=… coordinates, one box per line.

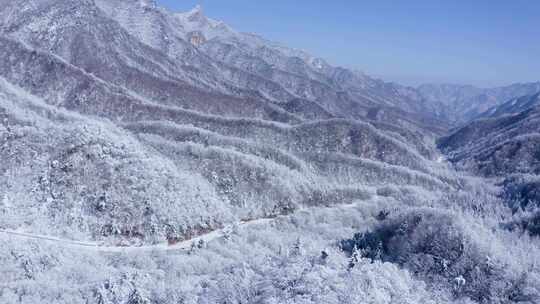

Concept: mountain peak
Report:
left=186, top=5, right=205, bottom=22
left=174, top=4, right=236, bottom=40
left=138, top=0, right=157, bottom=9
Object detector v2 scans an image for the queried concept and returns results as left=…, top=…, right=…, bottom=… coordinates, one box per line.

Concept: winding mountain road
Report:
left=0, top=218, right=274, bottom=253
left=0, top=200, right=368, bottom=253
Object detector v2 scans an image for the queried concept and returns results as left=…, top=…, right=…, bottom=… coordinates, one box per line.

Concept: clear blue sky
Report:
left=157, top=0, right=539, bottom=87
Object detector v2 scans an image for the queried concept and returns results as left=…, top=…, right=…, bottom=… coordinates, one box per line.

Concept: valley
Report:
left=0, top=1, right=539, bottom=303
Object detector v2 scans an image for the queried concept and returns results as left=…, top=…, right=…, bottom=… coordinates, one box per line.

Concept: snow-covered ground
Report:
left=0, top=202, right=366, bottom=253
left=0, top=218, right=273, bottom=253
left=1, top=1, right=540, bottom=303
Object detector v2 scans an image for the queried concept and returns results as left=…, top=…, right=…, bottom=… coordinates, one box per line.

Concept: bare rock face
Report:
left=187, top=31, right=207, bottom=47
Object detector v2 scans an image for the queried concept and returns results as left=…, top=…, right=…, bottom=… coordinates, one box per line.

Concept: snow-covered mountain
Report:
left=93, top=0, right=450, bottom=133
left=1, top=1, right=540, bottom=303
left=481, top=92, right=540, bottom=118
left=440, top=104, right=540, bottom=177
left=418, top=82, right=540, bottom=123
left=0, top=0, right=446, bottom=254
left=439, top=97, right=540, bottom=241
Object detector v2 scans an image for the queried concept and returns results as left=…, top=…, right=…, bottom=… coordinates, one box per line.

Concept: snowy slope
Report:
left=0, top=1, right=540, bottom=303
left=418, top=82, right=540, bottom=123
left=481, top=92, right=540, bottom=119
left=93, top=1, right=449, bottom=133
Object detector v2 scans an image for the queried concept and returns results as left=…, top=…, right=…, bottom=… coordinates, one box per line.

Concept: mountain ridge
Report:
left=418, top=82, right=540, bottom=124
left=1, top=1, right=540, bottom=303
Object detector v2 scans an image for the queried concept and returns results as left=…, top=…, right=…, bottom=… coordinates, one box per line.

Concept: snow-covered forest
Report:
left=0, top=1, right=539, bottom=303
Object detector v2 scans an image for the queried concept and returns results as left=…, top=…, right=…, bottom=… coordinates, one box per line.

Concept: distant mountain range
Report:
left=438, top=87, right=540, bottom=240
left=439, top=102, right=540, bottom=177
left=1, top=1, right=540, bottom=303
left=418, top=82, right=540, bottom=124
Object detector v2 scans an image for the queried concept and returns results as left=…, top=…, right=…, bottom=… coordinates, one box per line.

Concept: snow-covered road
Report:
left=0, top=200, right=368, bottom=253
left=0, top=218, right=274, bottom=253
